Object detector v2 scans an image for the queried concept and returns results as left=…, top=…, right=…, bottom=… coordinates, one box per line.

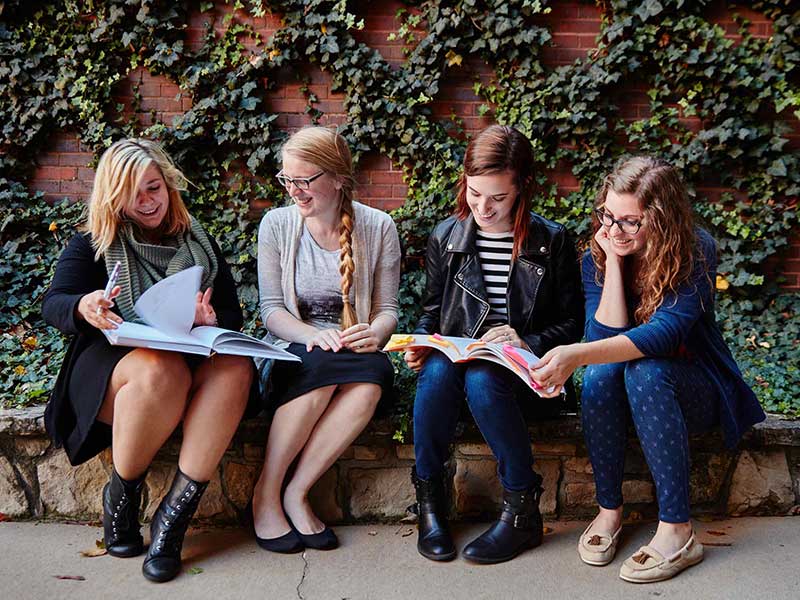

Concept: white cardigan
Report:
left=257, top=201, right=401, bottom=346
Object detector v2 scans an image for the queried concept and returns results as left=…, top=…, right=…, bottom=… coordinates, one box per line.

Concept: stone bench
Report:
left=1, top=406, right=798, bottom=524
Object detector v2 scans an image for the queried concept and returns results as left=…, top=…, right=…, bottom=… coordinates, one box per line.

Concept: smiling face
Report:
left=465, top=170, right=517, bottom=233
left=601, top=189, right=649, bottom=256
left=123, top=163, right=170, bottom=230
left=281, top=153, right=341, bottom=220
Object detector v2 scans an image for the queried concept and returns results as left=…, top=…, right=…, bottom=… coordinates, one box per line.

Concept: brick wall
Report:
left=28, top=0, right=800, bottom=287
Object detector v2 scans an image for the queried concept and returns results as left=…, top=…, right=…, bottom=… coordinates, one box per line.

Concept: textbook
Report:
left=383, top=333, right=555, bottom=396
left=102, top=266, right=300, bottom=362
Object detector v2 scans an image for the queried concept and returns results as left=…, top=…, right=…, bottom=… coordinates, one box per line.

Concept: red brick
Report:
left=58, top=153, right=92, bottom=167
left=370, top=171, right=403, bottom=185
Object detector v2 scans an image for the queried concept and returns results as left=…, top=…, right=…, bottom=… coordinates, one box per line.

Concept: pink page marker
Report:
left=503, top=344, right=542, bottom=390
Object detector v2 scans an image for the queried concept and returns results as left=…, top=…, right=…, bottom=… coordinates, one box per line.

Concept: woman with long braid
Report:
left=250, top=126, right=401, bottom=552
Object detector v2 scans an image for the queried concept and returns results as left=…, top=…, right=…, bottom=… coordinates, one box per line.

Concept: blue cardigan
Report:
left=582, top=228, right=765, bottom=448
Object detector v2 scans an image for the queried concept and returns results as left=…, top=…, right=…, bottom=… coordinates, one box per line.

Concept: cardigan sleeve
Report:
left=42, top=233, right=104, bottom=336
left=581, top=250, right=633, bottom=342
left=257, top=211, right=287, bottom=328
left=208, top=236, right=244, bottom=331
left=623, top=232, right=717, bottom=356
left=368, top=212, right=401, bottom=325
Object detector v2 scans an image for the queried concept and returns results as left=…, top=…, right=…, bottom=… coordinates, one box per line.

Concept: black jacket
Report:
left=41, top=232, right=243, bottom=464
left=414, top=213, right=584, bottom=404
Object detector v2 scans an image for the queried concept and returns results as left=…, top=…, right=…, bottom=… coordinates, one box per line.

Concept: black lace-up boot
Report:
left=462, top=484, right=544, bottom=564
left=411, top=467, right=456, bottom=561
left=142, top=468, right=208, bottom=583
left=103, top=468, right=145, bottom=557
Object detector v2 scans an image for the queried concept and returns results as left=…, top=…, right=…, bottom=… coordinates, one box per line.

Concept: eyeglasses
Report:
left=594, top=209, right=643, bottom=235
left=276, top=170, right=325, bottom=190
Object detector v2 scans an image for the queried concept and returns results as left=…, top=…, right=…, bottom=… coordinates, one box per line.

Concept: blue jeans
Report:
left=413, top=352, right=540, bottom=491
left=581, top=357, right=719, bottom=523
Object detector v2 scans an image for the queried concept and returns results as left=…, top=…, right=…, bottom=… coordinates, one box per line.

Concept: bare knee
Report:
left=338, top=383, right=381, bottom=421
left=121, top=349, right=192, bottom=402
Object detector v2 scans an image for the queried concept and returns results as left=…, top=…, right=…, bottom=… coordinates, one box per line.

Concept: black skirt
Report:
left=264, top=344, right=394, bottom=412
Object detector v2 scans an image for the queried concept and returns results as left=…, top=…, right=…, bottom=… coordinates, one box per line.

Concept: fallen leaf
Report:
left=79, top=547, right=106, bottom=558
left=706, top=530, right=727, bottom=536
left=0, top=512, right=8, bottom=522
left=367, top=530, right=378, bottom=536
left=626, top=511, right=642, bottom=522
left=187, top=567, right=204, bottom=575
left=54, top=575, right=86, bottom=581
left=400, top=529, right=414, bottom=538
left=543, top=526, right=554, bottom=535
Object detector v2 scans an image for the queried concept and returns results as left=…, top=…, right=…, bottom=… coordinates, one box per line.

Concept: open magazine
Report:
left=103, top=266, right=299, bottom=362
left=383, top=333, right=555, bottom=396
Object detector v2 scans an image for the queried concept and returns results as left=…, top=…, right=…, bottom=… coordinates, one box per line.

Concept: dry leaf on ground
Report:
left=706, top=530, right=727, bottom=536
left=367, top=530, right=378, bottom=536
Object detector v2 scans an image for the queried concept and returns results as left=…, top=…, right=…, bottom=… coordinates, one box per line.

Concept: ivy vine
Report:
left=1, top=0, right=798, bottom=421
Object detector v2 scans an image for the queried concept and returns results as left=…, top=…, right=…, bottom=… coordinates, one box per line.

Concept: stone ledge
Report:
left=1, top=406, right=798, bottom=524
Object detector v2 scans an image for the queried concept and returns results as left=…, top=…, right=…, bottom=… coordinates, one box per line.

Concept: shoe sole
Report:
left=418, top=548, right=457, bottom=562
left=462, top=538, right=542, bottom=565
left=579, top=555, right=614, bottom=567
left=106, top=545, right=144, bottom=558
left=619, top=555, right=703, bottom=583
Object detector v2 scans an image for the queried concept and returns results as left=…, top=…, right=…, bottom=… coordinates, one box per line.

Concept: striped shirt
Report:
left=475, top=229, right=513, bottom=327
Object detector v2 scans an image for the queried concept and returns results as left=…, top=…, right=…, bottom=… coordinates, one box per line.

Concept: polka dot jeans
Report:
left=581, top=357, right=719, bottom=523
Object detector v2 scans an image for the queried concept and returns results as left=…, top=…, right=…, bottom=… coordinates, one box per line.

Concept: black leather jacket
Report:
left=414, top=213, right=584, bottom=402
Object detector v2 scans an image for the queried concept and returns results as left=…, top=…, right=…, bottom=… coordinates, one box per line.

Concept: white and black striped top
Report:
left=475, top=229, right=513, bottom=327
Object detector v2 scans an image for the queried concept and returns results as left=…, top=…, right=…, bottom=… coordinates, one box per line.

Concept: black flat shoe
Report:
left=255, top=528, right=305, bottom=554
left=246, top=500, right=305, bottom=554
left=294, top=526, right=339, bottom=550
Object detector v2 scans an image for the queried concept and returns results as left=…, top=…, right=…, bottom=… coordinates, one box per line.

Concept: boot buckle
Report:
left=513, top=514, right=530, bottom=529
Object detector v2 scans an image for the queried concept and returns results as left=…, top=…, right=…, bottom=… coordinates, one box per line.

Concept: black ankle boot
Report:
left=103, top=468, right=145, bottom=557
left=462, top=484, right=543, bottom=564
left=142, top=468, right=208, bottom=583
left=411, top=467, right=456, bottom=561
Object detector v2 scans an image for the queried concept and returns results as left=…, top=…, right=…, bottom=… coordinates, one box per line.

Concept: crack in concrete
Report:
left=296, top=550, right=309, bottom=600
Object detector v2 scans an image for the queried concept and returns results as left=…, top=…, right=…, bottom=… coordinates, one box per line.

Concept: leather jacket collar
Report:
left=445, top=214, right=551, bottom=258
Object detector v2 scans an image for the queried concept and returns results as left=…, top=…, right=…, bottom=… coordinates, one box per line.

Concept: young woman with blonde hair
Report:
left=530, top=156, right=765, bottom=582
left=42, top=139, right=253, bottom=583
left=251, top=126, right=401, bottom=552
left=405, top=125, right=584, bottom=564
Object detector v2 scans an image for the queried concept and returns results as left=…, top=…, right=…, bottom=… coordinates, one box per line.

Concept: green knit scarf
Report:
left=105, top=216, right=219, bottom=323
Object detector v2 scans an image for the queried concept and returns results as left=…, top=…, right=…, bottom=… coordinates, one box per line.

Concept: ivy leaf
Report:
left=767, top=159, right=787, bottom=177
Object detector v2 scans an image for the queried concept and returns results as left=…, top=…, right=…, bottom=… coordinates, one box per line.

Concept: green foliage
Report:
left=0, top=0, right=798, bottom=420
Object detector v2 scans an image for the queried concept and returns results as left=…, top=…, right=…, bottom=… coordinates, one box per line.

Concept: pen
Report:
left=103, top=261, right=121, bottom=299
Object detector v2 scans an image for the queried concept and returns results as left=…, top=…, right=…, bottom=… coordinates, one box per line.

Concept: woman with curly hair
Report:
left=251, top=126, right=401, bottom=553
left=530, top=156, right=765, bottom=583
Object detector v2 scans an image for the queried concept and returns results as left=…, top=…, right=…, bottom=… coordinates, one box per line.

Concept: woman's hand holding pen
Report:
left=194, top=287, right=218, bottom=326
left=77, top=287, right=122, bottom=330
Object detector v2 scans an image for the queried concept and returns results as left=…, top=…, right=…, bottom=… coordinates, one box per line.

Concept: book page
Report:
left=134, top=266, right=202, bottom=336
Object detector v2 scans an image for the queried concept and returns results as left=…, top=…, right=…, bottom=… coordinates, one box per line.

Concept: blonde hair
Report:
left=591, top=156, right=696, bottom=324
left=282, top=127, right=358, bottom=329
left=85, top=138, right=191, bottom=259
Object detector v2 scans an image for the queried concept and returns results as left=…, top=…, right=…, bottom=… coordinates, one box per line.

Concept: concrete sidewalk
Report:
left=2, top=517, right=798, bottom=600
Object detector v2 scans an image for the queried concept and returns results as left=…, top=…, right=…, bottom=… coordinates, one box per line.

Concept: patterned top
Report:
left=475, top=229, right=513, bottom=327
left=294, top=225, right=354, bottom=330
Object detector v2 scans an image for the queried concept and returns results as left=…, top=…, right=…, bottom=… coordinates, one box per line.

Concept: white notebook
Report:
left=103, top=266, right=299, bottom=362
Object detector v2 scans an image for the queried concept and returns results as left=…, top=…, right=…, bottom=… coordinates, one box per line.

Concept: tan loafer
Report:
left=577, top=519, right=621, bottom=566
left=619, top=531, right=703, bottom=583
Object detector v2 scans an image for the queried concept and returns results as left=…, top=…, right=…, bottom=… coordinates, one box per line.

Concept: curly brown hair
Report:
left=591, top=156, right=697, bottom=324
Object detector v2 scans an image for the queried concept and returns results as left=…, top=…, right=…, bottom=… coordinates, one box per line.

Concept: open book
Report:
left=103, top=266, right=299, bottom=362
left=383, top=333, right=555, bottom=396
